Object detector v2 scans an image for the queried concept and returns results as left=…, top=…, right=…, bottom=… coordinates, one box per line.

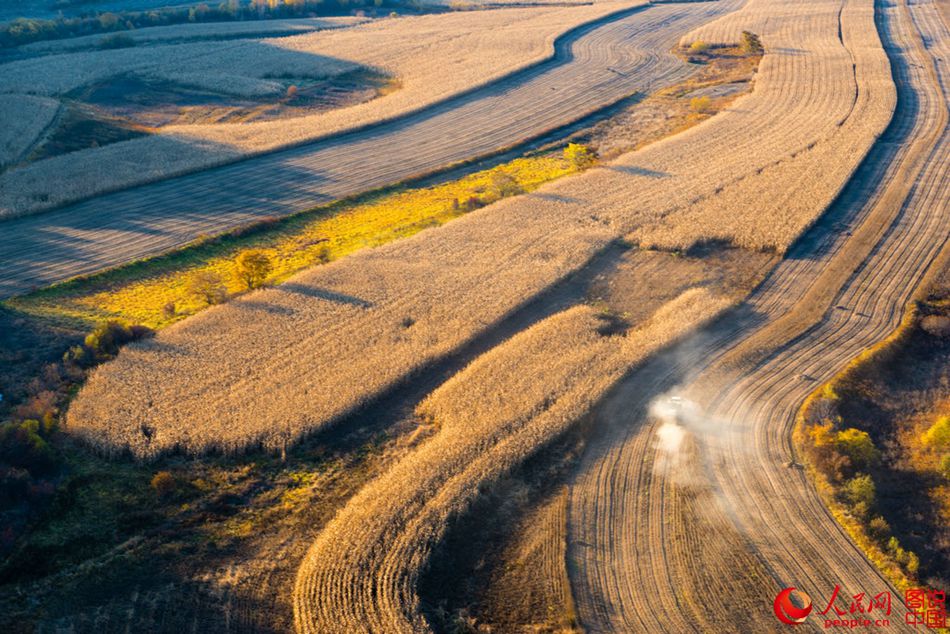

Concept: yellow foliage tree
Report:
left=922, top=416, right=950, bottom=449
left=835, top=428, right=879, bottom=467
left=235, top=250, right=273, bottom=290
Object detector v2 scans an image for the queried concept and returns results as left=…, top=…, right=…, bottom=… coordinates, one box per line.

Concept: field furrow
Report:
left=292, top=291, right=731, bottom=633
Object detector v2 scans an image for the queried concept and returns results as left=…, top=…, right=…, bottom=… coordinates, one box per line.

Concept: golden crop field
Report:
left=293, top=289, right=732, bottom=633
left=68, top=0, right=893, bottom=459
left=4, top=0, right=948, bottom=629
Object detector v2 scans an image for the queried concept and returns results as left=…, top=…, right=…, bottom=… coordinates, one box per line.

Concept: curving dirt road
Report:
left=567, top=0, right=949, bottom=630
left=0, top=0, right=742, bottom=299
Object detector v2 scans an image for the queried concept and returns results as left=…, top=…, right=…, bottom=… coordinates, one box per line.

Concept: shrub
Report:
left=867, top=515, right=890, bottom=540
left=835, top=428, right=879, bottom=468
left=489, top=171, right=524, bottom=199
left=689, top=40, right=709, bottom=54
left=843, top=473, right=875, bottom=509
left=741, top=30, right=763, bottom=55
left=906, top=552, right=919, bottom=575
left=235, top=250, right=272, bottom=290
left=922, top=416, right=950, bottom=449
left=939, top=454, right=950, bottom=479
left=98, top=33, right=135, bottom=49
left=188, top=270, right=227, bottom=305
left=563, top=143, right=595, bottom=169
left=0, top=419, right=57, bottom=474
left=690, top=96, right=712, bottom=113
left=85, top=321, right=141, bottom=360
left=461, top=196, right=483, bottom=212
left=150, top=471, right=176, bottom=498
left=286, top=84, right=299, bottom=99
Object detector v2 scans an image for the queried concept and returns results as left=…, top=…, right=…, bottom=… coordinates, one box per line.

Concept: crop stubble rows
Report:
left=568, top=0, right=949, bottom=630
left=292, top=291, right=732, bottom=633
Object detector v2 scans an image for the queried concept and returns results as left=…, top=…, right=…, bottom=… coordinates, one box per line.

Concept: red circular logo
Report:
left=774, top=587, right=813, bottom=625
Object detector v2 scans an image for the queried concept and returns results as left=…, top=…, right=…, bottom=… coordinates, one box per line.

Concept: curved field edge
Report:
left=794, top=242, right=950, bottom=592
left=291, top=289, right=733, bottom=633
left=0, top=1, right=645, bottom=220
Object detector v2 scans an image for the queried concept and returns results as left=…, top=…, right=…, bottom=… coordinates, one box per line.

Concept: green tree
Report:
left=843, top=473, right=875, bottom=509
left=235, top=249, right=273, bottom=290
left=922, top=416, right=950, bottom=449
left=188, top=270, right=227, bottom=305
left=835, top=428, right=879, bottom=468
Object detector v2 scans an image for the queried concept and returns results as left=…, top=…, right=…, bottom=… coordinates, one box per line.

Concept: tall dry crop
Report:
left=293, top=289, right=732, bottom=633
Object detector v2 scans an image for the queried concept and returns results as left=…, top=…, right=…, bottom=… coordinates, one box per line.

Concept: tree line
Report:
left=1, top=0, right=412, bottom=49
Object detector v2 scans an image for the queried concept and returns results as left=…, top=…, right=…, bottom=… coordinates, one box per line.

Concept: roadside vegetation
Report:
left=796, top=280, right=950, bottom=591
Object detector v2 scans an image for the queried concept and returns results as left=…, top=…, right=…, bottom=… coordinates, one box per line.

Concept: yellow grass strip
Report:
left=7, top=154, right=577, bottom=329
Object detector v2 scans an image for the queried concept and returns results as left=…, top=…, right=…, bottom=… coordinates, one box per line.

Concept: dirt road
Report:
left=0, top=1, right=741, bottom=299
left=567, top=0, right=949, bottom=630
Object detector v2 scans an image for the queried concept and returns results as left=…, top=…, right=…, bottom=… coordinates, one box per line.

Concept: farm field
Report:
left=568, top=0, right=950, bottom=629
left=0, top=0, right=748, bottom=300
left=0, top=1, right=642, bottom=219
left=1, top=0, right=949, bottom=631
left=16, top=16, right=369, bottom=54
left=0, top=0, right=725, bottom=295
left=67, top=0, right=893, bottom=459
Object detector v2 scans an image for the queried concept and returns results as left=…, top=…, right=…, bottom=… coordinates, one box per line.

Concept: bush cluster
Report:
left=64, top=320, right=153, bottom=367
left=0, top=319, right=151, bottom=555
left=802, top=388, right=920, bottom=578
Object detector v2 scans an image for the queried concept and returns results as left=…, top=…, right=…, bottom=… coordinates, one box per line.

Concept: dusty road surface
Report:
left=567, top=0, right=949, bottom=631
left=0, top=1, right=742, bottom=299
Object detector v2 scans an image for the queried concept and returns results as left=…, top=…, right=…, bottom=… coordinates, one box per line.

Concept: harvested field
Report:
left=1, top=38, right=361, bottom=98
left=79, top=71, right=390, bottom=128
left=582, top=44, right=761, bottom=159
left=27, top=103, right=150, bottom=163
left=292, top=290, right=732, bottom=633
left=0, top=93, right=60, bottom=168
left=568, top=0, right=950, bottom=629
left=67, top=0, right=892, bottom=457
left=0, top=1, right=644, bottom=219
